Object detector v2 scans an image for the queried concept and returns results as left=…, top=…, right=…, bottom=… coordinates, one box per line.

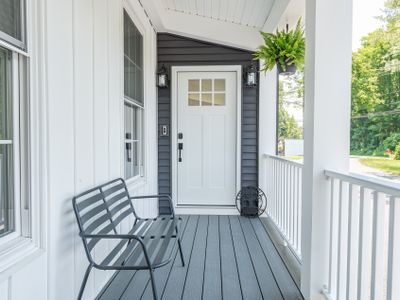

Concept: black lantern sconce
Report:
left=157, top=64, right=169, bottom=88
left=244, top=63, right=257, bottom=87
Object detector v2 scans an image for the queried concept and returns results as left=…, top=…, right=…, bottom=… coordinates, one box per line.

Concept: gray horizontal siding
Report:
left=157, top=33, right=259, bottom=213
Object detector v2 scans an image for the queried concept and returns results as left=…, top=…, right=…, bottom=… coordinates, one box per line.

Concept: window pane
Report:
left=188, top=93, right=200, bottom=106
left=0, top=0, right=24, bottom=46
left=0, top=144, right=13, bottom=236
left=0, top=46, right=13, bottom=237
left=124, top=102, right=139, bottom=141
left=124, top=102, right=142, bottom=179
left=202, top=79, right=212, bottom=92
left=202, top=93, right=212, bottom=106
left=214, top=93, right=226, bottom=106
left=214, top=79, right=225, bottom=91
left=188, top=80, right=199, bottom=92
left=135, top=66, right=143, bottom=102
left=0, top=48, right=12, bottom=140
left=125, top=142, right=139, bottom=179
left=123, top=10, right=143, bottom=105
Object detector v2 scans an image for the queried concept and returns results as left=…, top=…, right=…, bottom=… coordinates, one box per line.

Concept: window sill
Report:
left=0, top=236, right=44, bottom=281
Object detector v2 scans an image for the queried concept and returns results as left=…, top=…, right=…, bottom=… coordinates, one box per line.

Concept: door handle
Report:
left=178, top=143, right=183, bottom=162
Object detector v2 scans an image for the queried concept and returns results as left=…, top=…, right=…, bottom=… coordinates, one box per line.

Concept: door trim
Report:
left=171, top=65, right=242, bottom=211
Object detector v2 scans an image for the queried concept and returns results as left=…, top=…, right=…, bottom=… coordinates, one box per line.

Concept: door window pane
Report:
left=188, top=78, right=227, bottom=107
left=188, top=93, right=200, bottom=106
left=189, top=80, right=199, bottom=92
left=202, top=93, right=212, bottom=106
left=214, top=79, right=225, bottom=91
left=214, top=93, right=226, bottom=106
left=201, top=79, right=212, bottom=92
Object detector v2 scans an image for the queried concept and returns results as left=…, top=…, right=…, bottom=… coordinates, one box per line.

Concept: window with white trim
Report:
left=0, top=0, right=26, bottom=50
left=0, top=0, right=29, bottom=241
left=123, top=10, right=144, bottom=180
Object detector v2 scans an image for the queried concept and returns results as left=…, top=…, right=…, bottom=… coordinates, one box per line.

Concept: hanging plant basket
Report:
left=253, top=18, right=305, bottom=75
left=277, top=61, right=297, bottom=75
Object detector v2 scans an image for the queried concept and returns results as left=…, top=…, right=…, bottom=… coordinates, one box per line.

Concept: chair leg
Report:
left=178, top=238, right=185, bottom=267
left=77, top=264, right=93, bottom=300
left=149, top=268, right=158, bottom=300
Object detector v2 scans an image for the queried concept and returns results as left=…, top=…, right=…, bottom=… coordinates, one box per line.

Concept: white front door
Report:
left=177, top=71, right=237, bottom=206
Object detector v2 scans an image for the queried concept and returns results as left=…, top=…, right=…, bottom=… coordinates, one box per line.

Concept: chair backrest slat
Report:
left=80, top=202, right=107, bottom=225
left=73, top=186, right=115, bottom=257
left=106, top=190, right=128, bottom=208
left=109, top=199, right=131, bottom=218
left=76, top=192, right=104, bottom=211
left=84, top=212, right=112, bottom=234
left=102, top=181, right=126, bottom=197
left=113, top=208, right=133, bottom=227
left=100, top=179, right=137, bottom=233
left=73, top=178, right=138, bottom=259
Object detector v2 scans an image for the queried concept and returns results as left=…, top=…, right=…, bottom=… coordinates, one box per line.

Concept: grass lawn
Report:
left=359, top=157, right=400, bottom=176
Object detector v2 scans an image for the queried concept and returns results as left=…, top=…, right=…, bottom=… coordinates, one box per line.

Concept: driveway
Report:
left=350, top=156, right=400, bottom=184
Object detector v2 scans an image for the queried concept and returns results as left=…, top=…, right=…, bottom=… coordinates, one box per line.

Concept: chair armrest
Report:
left=80, top=233, right=154, bottom=269
left=130, top=194, right=175, bottom=217
left=80, top=233, right=141, bottom=240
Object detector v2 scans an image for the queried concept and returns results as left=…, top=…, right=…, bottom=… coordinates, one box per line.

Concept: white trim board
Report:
left=175, top=206, right=240, bottom=216
left=171, top=65, right=242, bottom=212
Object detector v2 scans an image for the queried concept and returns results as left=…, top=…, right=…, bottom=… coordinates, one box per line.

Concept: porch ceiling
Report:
left=142, top=0, right=291, bottom=50
left=162, top=0, right=275, bottom=29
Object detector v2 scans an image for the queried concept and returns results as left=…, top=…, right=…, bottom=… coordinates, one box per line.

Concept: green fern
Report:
left=254, top=19, right=305, bottom=72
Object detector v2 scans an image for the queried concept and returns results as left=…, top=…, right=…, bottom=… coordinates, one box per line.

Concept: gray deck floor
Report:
left=96, top=215, right=303, bottom=300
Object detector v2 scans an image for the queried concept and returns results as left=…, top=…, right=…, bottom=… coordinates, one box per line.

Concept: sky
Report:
left=352, top=0, right=386, bottom=50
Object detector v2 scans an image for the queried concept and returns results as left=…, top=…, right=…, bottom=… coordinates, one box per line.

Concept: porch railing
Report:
left=323, top=170, right=400, bottom=300
left=262, top=154, right=303, bottom=259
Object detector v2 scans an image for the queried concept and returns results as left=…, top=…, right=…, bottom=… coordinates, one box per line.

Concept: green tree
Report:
left=278, top=78, right=303, bottom=140
left=351, top=0, right=400, bottom=155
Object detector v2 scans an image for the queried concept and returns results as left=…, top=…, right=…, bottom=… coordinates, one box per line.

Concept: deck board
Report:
left=229, top=216, right=264, bottom=300
left=96, top=215, right=303, bottom=300
left=219, top=215, right=243, bottom=300
left=202, top=216, right=222, bottom=300
left=250, top=218, right=303, bottom=300
left=181, top=215, right=208, bottom=300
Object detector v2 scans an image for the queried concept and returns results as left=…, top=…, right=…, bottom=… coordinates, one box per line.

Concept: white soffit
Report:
left=163, top=0, right=275, bottom=29
left=142, top=0, right=291, bottom=50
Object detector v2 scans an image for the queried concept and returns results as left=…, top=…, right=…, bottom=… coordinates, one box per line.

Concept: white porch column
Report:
left=301, top=0, right=352, bottom=299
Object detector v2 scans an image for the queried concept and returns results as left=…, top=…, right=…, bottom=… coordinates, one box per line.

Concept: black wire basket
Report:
left=235, top=187, right=267, bottom=217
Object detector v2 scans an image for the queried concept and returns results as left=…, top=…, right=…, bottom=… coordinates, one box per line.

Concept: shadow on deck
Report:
left=96, top=215, right=303, bottom=300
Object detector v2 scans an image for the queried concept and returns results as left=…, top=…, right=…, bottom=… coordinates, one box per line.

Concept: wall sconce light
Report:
left=157, top=65, right=169, bottom=88
left=244, top=64, right=257, bottom=87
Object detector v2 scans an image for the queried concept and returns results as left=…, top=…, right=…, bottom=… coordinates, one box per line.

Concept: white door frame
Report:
left=171, top=65, right=242, bottom=214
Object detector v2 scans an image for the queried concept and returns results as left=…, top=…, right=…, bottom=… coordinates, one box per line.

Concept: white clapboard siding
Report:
left=0, top=1, right=158, bottom=300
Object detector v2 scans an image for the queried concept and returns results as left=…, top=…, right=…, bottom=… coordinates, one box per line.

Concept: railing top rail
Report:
left=325, top=170, right=400, bottom=197
left=263, top=153, right=304, bottom=168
